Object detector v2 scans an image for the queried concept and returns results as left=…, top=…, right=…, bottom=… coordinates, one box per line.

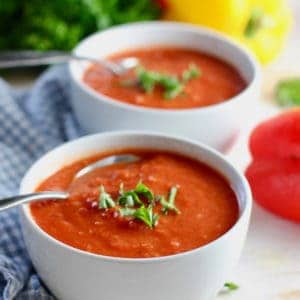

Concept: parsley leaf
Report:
left=134, top=182, right=154, bottom=203
left=0, top=1, right=161, bottom=51
left=118, top=191, right=142, bottom=207
left=164, top=82, right=184, bottom=100
left=275, top=78, right=300, bottom=107
left=98, top=182, right=179, bottom=229
left=224, top=282, right=239, bottom=291
left=160, top=186, right=180, bottom=214
left=117, top=182, right=154, bottom=206
left=118, top=207, right=136, bottom=217
left=119, top=205, right=159, bottom=228
left=134, top=63, right=201, bottom=100
left=98, top=185, right=115, bottom=209
left=136, top=67, right=161, bottom=93
left=182, top=63, right=201, bottom=83
left=134, top=205, right=159, bottom=228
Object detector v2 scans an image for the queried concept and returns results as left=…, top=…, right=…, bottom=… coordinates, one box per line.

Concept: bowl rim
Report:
left=20, top=131, right=252, bottom=264
left=69, top=21, right=261, bottom=114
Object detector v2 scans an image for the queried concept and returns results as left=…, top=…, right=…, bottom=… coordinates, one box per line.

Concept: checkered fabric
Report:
left=0, top=66, right=81, bottom=300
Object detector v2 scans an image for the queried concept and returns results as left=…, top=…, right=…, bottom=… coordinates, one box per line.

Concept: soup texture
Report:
left=83, top=47, right=246, bottom=109
left=31, top=150, right=239, bottom=258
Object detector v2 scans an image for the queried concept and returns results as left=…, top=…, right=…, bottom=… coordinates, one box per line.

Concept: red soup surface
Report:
left=31, top=150, right=239, bottom=258
left=83, top=47, right=246, bottom=109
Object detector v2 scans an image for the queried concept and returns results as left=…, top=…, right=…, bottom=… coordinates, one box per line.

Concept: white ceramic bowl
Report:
left=20, top=131, right=251, bottom=300
left=69, top=21, right=261, bottom=151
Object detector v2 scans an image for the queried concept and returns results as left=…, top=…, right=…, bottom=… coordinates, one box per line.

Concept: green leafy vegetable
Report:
left=158, top=75, right=184, bottom=99
left=98, top=185, right=115, bottom=209
left=182, top=63, right=201, bottom=83
left=224, top=282, right=239, bottom=291
left=117, top=194, right=136, bottom=207
left=136, top=67, right=162, bottom=93
left=0, top=0, right=161, bottom=51
left=163, top=82, right=185, bottom=100
left=119, top=205, right=159, bottom=228
left=117, top=182, right=154, bottom=206
left=275, top=78, right=300, bottom=107
left=135, top=64, right=201, bottom=99
left=118, top=191, right=142, bottom=207
left=118, top=207, right=136, bottom=216
left=160, top=186, right=180, bottom=214
left=134, top=205, right=159, bottom=228
left=134, top=182, right=154, bottom=202
left=97, top=182, right=180, bottom=228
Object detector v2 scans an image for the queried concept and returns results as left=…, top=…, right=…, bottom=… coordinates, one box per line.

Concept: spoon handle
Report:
left=0, top=191, right=69, bottom=211
left=0, top=51, right=74, bottom=68
left=0, top=51, right=125, bottom=75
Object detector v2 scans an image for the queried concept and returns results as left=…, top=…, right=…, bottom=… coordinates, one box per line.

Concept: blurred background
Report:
left=1, top=0, right=299, bottom=108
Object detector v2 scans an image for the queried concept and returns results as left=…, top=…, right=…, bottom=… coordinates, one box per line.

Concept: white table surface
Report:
left=3, top=1, right=300, bottom=299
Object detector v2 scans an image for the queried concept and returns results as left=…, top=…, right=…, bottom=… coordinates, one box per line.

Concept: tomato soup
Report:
left=31, top=150, right=239, bottom=258
left=83, top=47, right=246, bottom=109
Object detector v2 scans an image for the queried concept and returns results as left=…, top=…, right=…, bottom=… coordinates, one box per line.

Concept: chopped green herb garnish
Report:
left=117, top=182, right=154, bottom=206
left=98, top=185, right=115, bottom=209
left=164, top=83, right=185, bottom=100
left=275, top=78, right=300, bottom=107
left=136, top=67, right=161, bottom=93
left=118, top=193, right=136, bottom=207
left=160, top=186, right=180, bottom=214
left=119, top=205, right=159, bottom=228
left=134, top=205, right=159, bottom=228
left=97, top=182, right=180, bottom=228
left=118, top=191, right=142, bottom=207
left=132, top=63, right=201, bottom=100
left=134, top=182, right=154, bottom=203
left=118, top=207, right=136, bottom=217
left=182, top=63, right=201, bottom=83
left=224, top=282, right=239, bottom=291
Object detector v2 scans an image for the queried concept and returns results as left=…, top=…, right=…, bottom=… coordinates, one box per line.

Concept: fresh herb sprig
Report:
left=182, top=64, right=201, bottom=83
left=98, top=185, right=116, bottom=209
left=122, top=63, right=201, bottom=100
left=136, top=66, right=184, bottom=99
left=224, top=282, right=239, bottom=291
left=98, top=182, right=179, bottom=228
left=119, top=205, right=159, bottom=228
left=275, top=78, right=300, bottom=107
left=160, top=186, right=180, bottom=215
left=117, top=182, right=154, bottom=207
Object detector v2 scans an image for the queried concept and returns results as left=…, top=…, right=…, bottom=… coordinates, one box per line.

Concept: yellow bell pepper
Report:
left=164, top=0, right=292, bottom=64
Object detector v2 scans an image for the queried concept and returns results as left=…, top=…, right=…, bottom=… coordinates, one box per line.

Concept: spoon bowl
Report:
left=74, top=154, right=140, bottom=179
left=0, top=154, right=140, bottom=211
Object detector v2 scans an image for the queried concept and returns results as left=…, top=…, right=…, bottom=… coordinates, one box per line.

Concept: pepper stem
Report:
left=244, top=7, right=274, bottom=38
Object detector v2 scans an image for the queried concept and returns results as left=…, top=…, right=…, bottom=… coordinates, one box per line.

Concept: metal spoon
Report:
left=0, top=154, right=140, bottom=211
left=0, top=51, right=139, bottom=76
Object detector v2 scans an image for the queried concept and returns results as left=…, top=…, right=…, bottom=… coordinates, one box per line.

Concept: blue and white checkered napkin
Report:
left=0, top=66, right=81, bottom=299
